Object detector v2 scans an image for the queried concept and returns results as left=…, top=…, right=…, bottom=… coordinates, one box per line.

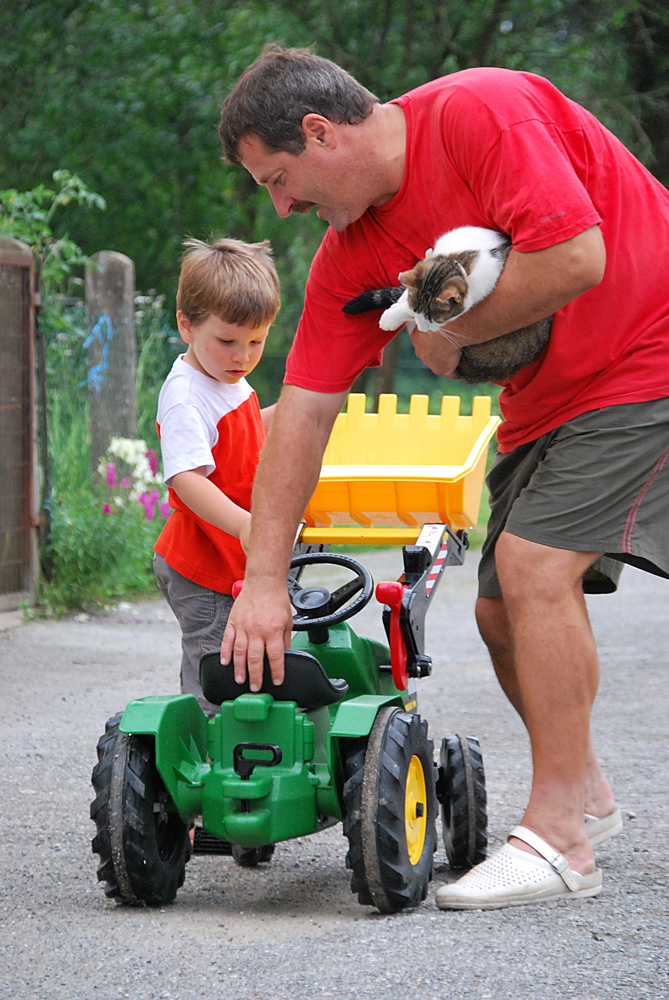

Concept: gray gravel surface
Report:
left=1, top=549, right=667, bottom=999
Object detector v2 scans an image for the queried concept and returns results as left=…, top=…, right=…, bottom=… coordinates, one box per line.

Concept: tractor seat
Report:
left=199, top=648, right=349, bottom=712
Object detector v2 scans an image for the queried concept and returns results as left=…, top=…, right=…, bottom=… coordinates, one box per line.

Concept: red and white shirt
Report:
left=155, top=355, right=265, bottom=593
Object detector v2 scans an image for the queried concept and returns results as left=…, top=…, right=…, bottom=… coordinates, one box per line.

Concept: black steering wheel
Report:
left=289, top=552, right=374, bottom=632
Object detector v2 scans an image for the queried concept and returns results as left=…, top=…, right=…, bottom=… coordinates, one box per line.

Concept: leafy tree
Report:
left=620, top=0, right=669, bottom=185
left=1, top=0, right=667, bottom=405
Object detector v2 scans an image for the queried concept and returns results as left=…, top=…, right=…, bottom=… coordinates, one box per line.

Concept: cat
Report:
left=343, top=225, right=552, bottom=383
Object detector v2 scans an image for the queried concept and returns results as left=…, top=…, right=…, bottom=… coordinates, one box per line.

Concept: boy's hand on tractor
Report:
left=220, top=580, right=293, bottom=690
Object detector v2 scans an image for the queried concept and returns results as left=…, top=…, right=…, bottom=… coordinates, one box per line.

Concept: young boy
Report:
left=153, top=237, right=280, bottom=716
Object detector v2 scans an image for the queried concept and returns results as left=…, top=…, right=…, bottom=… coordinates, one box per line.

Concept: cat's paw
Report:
left=379, top=306, right=406, bottom=331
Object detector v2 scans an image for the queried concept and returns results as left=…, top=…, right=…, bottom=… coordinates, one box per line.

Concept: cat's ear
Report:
left=398, top=268, right=418, bottom=289
left=436, top=283, right=465, bottom=307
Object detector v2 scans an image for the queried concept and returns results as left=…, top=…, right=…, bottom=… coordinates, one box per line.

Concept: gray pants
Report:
left=153, top=552, right=234, bottom=717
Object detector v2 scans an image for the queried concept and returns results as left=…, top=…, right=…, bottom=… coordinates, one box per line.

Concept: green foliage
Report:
left=35, top=298, right=177, bottom=614
left=39, top=487, right=162, bottom=615
left=0, top=167, right=178, bottom=614
left=3, top=0, right=666, bottom=409
left=0, top=169, right=105, bottom=302
left=133, top=294, right=182, bottom=448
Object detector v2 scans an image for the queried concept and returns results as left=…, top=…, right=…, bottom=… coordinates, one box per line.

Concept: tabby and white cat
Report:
left=343, top=225, right=552, bottom=383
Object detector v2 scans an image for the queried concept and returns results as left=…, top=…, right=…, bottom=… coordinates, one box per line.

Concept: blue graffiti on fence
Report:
left=82, top=313, right=113, bottom=391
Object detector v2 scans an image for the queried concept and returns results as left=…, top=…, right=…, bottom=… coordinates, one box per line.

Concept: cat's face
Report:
left=400, top=256, right=469, bottom=329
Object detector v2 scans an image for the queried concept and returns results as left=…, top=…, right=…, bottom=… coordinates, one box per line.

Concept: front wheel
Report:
left=90, top=713, right=190, bottom=905
left=343, top=707, right=437, bottom=913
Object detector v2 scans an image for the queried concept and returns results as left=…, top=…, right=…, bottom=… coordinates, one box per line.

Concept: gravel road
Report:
left=1, top=548, right=667, bottom=999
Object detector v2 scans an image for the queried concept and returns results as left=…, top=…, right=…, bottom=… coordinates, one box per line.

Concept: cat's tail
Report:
left=343, top=286, right=403, bottom=314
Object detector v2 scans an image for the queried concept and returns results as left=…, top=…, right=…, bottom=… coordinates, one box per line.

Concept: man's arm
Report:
left=220, top=384, right=349, bottom=691
left=411, top=225, right=606, bottom=376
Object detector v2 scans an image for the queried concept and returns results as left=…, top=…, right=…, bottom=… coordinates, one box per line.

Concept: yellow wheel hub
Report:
left=405, top=755, right=427, bottom=865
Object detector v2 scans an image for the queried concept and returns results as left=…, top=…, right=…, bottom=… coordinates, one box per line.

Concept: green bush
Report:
left=40, top=488, right=163, bottom=615
left=39, top=296, right=178, bottom=614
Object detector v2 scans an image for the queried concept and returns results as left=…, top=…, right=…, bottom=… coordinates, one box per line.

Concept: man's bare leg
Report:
left=476, top=532, right=615, bottom=872
left=475, top=590, right=617, bottom=821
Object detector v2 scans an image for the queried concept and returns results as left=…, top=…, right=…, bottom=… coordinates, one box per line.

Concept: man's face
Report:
left=239, top=132, right=372, bottom=232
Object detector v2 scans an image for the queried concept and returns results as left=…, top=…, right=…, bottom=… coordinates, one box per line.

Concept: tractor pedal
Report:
left=192, top=828, right=234, bottom=856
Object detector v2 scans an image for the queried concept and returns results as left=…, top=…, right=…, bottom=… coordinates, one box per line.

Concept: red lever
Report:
left=375, top=580, right=408, bottom=691
left=232, top=579, right=244, bottom=600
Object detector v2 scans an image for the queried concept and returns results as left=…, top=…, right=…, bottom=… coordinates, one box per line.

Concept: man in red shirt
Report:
left=217, top=46, right=669, bottom=909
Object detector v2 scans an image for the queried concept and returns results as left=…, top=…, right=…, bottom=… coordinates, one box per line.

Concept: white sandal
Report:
left=585, top=805, right=623, bottom=846
left=435, top=825, right=602, bottom=911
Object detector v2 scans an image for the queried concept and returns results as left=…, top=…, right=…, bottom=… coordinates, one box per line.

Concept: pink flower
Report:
left=159, top=502, right=172, bottom=520
left=102, top=502, right=112, bottom=515
left=106, top=462, right=116, bottom=488
left=120, top=476, right=130, bottom=488
left=146, top=448, right=159, bottom=476
left=139, top=491, right=159, bottom=521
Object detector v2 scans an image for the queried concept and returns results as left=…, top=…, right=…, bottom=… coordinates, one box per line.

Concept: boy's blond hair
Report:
left=176, top=237, right=280, bottom=327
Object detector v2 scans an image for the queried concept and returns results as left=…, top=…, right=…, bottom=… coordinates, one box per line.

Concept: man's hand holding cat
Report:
left=408, top=322, right=463, bottom=378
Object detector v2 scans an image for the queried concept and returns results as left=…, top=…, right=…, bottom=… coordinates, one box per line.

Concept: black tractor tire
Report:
left=231, top=843, right=276, bottom=867
left=343, top=707, right=436, bottom=913
left=438, top=733, right=487, bottom=870
left=90, top=713, right=190, bottom=905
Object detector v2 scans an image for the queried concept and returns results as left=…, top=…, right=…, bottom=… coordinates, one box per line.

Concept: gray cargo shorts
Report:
left=479, top=398, right=669, bottom=599
left=153, top=552, right=234, bottom=717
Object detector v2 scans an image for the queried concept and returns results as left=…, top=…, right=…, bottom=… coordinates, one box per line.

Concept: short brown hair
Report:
left=219, top=45, right=378, bottom=165
left=176, top=237, right=280, bottom=327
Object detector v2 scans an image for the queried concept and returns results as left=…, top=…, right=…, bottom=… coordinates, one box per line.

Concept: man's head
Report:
left=176, top=237, right=280, bottom=384
left=218, top=45, right=377, bottom=166
left=219, top=46, right=402, bottom=232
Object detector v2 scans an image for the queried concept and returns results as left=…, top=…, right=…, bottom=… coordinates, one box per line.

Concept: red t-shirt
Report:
left=284, top=68, right=669, bottom=451
left=154, top=357, right=265, bottom=593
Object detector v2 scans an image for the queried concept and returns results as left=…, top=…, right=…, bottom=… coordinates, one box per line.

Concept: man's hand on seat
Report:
left=220, top=578, right=293, bottom=691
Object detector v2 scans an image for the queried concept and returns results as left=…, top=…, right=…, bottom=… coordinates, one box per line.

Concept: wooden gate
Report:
left=0, top=237, right=39, bottom=610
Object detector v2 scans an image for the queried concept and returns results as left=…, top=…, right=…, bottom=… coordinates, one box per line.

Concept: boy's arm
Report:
left=260, top=404, right=277, bottom=432
left=171, top=468, right=251, bottom=551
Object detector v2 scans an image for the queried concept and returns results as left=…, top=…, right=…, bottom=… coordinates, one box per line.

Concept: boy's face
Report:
left=177, top=312, right=269, bottom=384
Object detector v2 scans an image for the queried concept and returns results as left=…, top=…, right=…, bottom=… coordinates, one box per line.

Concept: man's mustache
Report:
left=290, top=201, right=316, bottom=215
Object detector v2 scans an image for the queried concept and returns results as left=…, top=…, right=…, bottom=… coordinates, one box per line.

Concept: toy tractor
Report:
left=91, top=393, right=499, bottom=913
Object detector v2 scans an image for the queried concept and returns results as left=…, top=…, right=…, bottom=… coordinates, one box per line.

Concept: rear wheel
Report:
left=438, top=734, right=487, bottom=870
left=343, top=707, right=436, bottom=912
left=90, top=713, right=190, bottom=905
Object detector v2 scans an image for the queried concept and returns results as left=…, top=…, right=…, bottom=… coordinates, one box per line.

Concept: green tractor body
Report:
left=118, top=622, right=406, bottom=846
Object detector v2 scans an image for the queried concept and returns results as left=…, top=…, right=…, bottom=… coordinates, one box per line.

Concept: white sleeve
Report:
left=159, top=402, right=216, bottom=487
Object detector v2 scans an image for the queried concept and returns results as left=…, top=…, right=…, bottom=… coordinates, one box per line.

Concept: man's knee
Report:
left=475, top=595, right=510, bottom=656
left=495, top=531, right=601, bottom=605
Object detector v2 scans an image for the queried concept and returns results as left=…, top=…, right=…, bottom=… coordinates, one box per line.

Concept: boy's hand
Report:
left=220, top=578, right=293, bottom=690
